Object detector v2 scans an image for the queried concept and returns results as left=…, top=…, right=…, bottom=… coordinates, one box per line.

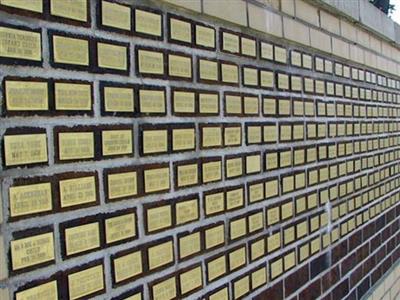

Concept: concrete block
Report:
left=340, top=20, right=357, bottom=41
left=280, top=0, right=295, bottom=16
left=356, top=28, right=370, bottom=48
left=332, top=37, right=349, bottom=59
left=310, top=28, right=332, bottom=53
left=248, top=3, right=283, bottom=37
left=365, top=50, right=377, bottom=68
left=369, top=35, right=382, bottom=54
left=321, top=0, right=360, bottom=21
left=295, top=0, right=319, bottom=26
left=350, top=44, right=364, bottom=64
left=162, top=0, right=202, bottom=12
left=203, top=0, right=247, bottom=26
left=320, top=10, right=340, bottom=35
left=283, top=17, right=310, bottom=46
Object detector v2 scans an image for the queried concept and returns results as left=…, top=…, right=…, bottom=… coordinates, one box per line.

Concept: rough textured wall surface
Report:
left=0, top=0, right=400, bottom=300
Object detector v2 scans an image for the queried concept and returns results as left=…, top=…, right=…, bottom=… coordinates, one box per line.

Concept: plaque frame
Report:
left=171, top=87, right=197, bottom=116
left=103, top=165, right=142, bottom=202
left=173, top=159, right=200, bottom=190
left=100, top=81, right=136, bottom=117
left=205, top=253, right=227, bottom=283
left=167, top=13, right=193, bottom=46
left=2, top=127, right=48, bottom=169
left=139, top=124, right=170, bottom=156
left=177, top=228, right=203, bottom=261
left=136, top=85, right=167, bottom=116
left=97, top=0, right=133, bottom=35
left=135, top=46, right=166, bottom=79
left=203, top=187, right=226, bottom=217
left=133, top=6, right=164, bottom=40
left=100, top=125, right=134, bottom=158
left=14, top=276, right=61, bottom=300
left=94, top=39, right=130, bottom=75
left=167, top=50, right=193, bottom=81
left=197, top=57, right=220, bottom=84
left=3, top=76, right=49, bottom=116
left=59, top=216, right=103, bottom=259
left=177, top=263, right=203, bottom=297
left=48, top=30, right=93, bottom=71
left=144, top=237, right=175, bottom=274
left=193, top=21, right=216, bottom=50
left=48, top=0, right=91, bottom=27
left=55, top=171, right=100, bottom=211
left=110, top=246, right=144, bottom=287
left=143, top=199, right=174, bottom=234
left=142, top=162, right=170, bottom=195
left=0, top=23, right=43, bottom=66
left=9, top=226, right=55, bottom=274
left=220, top=28, right=240, bottom=55
left=224, top=154, right=244, bottom=180
left=103, top=208, right=138, bottom=247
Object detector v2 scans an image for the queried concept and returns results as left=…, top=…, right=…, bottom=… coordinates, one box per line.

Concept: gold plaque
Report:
left=142, top=129, right=168, bottom=154
left=241, top=37, right=256, bottom=57
left=147, top=205, right=172, bottom=232
left=205, top=224, right=224, bottom=249
left=138, top=49, right=164, bottom=75
left=11, top=232, right=54, bottom=270
left=177, top=164, right=198, bottom=187
left=205, top=192, right=224, bottom=215
left=224, top=126, right=241, bottom=146
left=144, top=167, right=170, bottom=193
left=249, top=183, right=263, bottom=203
left=246, top=154, right=260, bottom=174
left=225, top=188, right=243, bottom=211
left=5, top=80, right=48, bottom=111
left=260, top=70, right=274, bottom=88
left=168, top=54, right=191, bottom=78
left=244, top=96, right=258, bottom=114
left=135, top=9, right=161, bottom=36
left=267, top=232, right=280, bottom=252
left=113, top=250, right=142, bottom=283
left=9, top=182, right=52, bottom=217
left=199, top=59, right=218, bottom=81
left=222, top=32, right=239, bottom=53
left=225, top=94, right=242, bottom=114
left=176, top=198, right=198, bottom=224
left=58, top=131, right=94, bottom=161
left=97, top=42, right=127, bottom=70
left=0, top=26, right=41, bottom=61
left=4, top=133, right=48, bottom=166
left=202, top=126, right=221, bottom=148
left=108, top=171, right=137, bottom=200
left=274, top=46, right=287, bottom=63
left=152, top=276, right=176, bottom=300
left=221, top=63, right=238, bottom=83
left=173, top=91, right=195, bottom=113
left=65, top=222, right=100, bottom=255
left=102, top=130, right=132, bottom=156
left=202, top=161, right=221, bottom=183
left=105, top=212, right=136, bottom=244
left=230, top=219, right=246, bottom=240
left=291, top=76, right=302, bottom=91
left=291, top=51, right=301, bottom=66
left=250, top=239, right=265, bottom=260
left=139, top=89, right=165, bottom=113
left=50, top=0, right=87, bottom=21
left=261, top=42, right=273, bottom=60
left=148, top=240, right=174, bottom=270
left=180, top=266, right=202, bottom=294
left=68, top=265, right=104, bottom=300
left=233, top=276, right=249, bottom=299
left=179, top=231, right=201, bottom=259
left=226, top=157, right=242, bottom=178
left=207, top=255, right=226, bottom=281
left=252, top=268, right=267, bottom=289
left=199, top=93, right=218, bottom=113
left=104, top=86, right=134, bottom=112
left=249, top=212, right=263, bottom=232
left=0, top=0, right=43, bottom=12
left=270, top=259, right=283, bottom=279
left=243, top=67, right=258, bottom=86
left=170, top=18, right=191, bottom=43
left=195, top=24, right=215, bottom=48
left=172, top=128, right=195, bottom=151
left=52, top=35, right=89, bottom=66
left=55, top=82, right=91, bottom=110
left=59, top=176, right=96, bottom=208
left=229, top=247, right=246, bottom=271
left=265, top=179, right=278, bottom=198
left=277, top=73, right=289, bottom=90
left=101, top=0, right=131, bottom=31
left=15, top=281, right=58, bottom=300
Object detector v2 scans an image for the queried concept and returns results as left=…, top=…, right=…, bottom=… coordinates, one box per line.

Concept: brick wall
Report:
left=1, top=0, right=400, bottom=299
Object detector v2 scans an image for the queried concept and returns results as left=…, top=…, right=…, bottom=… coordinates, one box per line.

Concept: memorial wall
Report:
left=1, top=0, right=400, bottom=299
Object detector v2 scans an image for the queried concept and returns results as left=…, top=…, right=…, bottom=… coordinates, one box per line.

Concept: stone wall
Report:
left=1, top=0, right=400, bottom=299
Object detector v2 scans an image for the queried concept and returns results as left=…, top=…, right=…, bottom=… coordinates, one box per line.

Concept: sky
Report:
left=390, top=0, right=400, bottom=24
